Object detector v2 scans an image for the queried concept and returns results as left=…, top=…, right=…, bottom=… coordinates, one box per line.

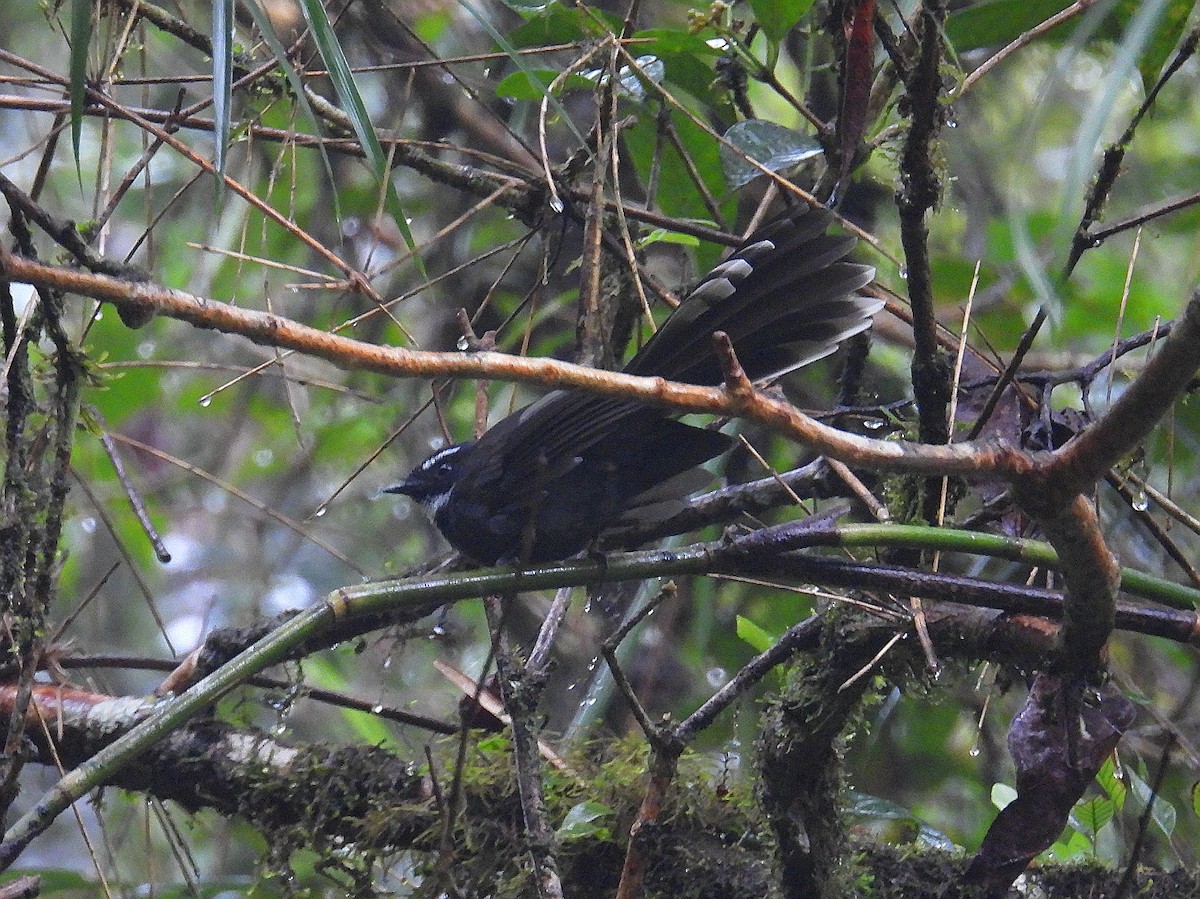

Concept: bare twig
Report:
left=953, top=0, right=1103, bottom=101
left=1066, top=25, right=1200, bottom=274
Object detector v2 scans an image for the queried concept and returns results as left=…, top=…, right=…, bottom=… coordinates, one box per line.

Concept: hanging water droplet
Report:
left=371, top=704, right=385, bottom=714
left=1132, top=491, right=1149, bottom=512
left=198, top=395, right=212, bottom=408
left=456, top=336, right=471, bottom=351
left=549, top=196, right=564, bottom=213
left=898, top=265, right=908, bottom=280
left=968, top=744, right=981, bottom=758
left=864, top=418, right=885, bottom=430
left=314, top=506, right=328, bottom=518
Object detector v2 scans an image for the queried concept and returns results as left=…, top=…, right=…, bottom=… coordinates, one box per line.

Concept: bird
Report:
left=386, top=203, right=881, bottom=565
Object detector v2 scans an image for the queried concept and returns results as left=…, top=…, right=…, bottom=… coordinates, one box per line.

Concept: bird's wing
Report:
left=452, top=202, right=878, bottom=506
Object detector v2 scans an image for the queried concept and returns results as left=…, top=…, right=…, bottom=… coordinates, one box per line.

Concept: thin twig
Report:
left=953, top=0, right=1102, bottom=100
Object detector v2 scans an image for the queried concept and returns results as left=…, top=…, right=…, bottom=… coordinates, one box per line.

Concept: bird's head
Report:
left=384, top=441, right=475, bottom=514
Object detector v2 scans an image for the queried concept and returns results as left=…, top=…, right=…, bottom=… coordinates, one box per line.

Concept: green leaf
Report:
left=1127, top=765, right=1177, bottom=837
left=299, top=0, right=381, bottom=173
left=1094, top=755, right=1127, bottom=810
left=736, top=614, right=776, bottom=653
left=1117, top=0, right=1195, bottom=88
left=494, top=69, right=593, bottom=100
left=305, top=657, right=394, bottom=745
left=461, top=0, right=588, bottom=150
left=508, top=3, right=607, bottom=48
left=1046, top=827, right=1093, bottom=860
left=639, top=229, right=702, bottom=248
left=747, top=0, right=817, bottom=43
left=243, top=0, right=341, bottom=220
left=633, top=28, right=722, bottom=57
left=721, top=119, right=822, bottom=189
left=1070, top=794, right=1115, bottom=838
left=847, top=790, right=919, bottom=819
left=413, top=7, right=453, bottom=42
left=7, top=869, right=92, bottom=890
left=624, top=107, right=730, bottom=224
left=211, top=0, right=234, bottom=197
left=556, top=801, right=613, bottom=842
left=990, top=782, right=1018, bottom=810
left=68, top=0, right=93, bottom=180
left=736, top=614, right=789, bottom=687
left=946, top=0, right=1076, bottom=52
left=845, top=790, right=956, bottom=850
left=298, top=0, right=421, bottom=265
left=947, top=0, right=1191, bottom=85
left=477, top=734, right=511, bottom=754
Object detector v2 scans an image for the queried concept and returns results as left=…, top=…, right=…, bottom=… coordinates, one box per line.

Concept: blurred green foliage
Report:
left=2, top=0, right=1200, bottom=892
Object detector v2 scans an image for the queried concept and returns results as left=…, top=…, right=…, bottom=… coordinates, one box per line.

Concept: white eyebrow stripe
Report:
left=420, top=445, right=462, bottom=470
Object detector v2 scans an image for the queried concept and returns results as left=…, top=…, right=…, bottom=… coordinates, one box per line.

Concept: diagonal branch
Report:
left=0, top=246, right=1028, bottom=481
left=1050, top=289, right=1200, bottom=491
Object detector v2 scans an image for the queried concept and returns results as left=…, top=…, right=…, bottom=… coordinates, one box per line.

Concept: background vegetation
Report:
left=1, top=0, right=1200, bottom=896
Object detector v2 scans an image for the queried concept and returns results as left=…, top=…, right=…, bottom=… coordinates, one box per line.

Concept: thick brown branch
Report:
left=0, top=684, right=432, bottom=848
left=0, top=248, right=1028, bottom=481
left=1002, top=491, right=1120, bottom=671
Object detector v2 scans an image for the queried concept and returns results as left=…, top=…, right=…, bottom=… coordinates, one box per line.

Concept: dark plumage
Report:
left=387, top=204, right=881, bottom=564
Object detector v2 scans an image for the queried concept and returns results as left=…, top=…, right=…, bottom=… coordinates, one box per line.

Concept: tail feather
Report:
left=457, top=203, right=880, bottom=495
left=625, top=204, right=877, bottom=384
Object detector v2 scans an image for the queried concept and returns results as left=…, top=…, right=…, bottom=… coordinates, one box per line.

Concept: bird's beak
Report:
left=381, top=481, right=412, bottom=496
